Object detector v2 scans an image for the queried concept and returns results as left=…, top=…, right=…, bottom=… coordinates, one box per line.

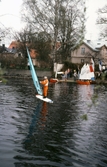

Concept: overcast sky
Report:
left=0, top=0, right=107, bottom=46
left=0, top=0, right=23, bottom=30
left=85, top=0, right=107, bottom=40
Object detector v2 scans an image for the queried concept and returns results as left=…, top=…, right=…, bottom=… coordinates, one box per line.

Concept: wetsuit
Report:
left=40, top=79, right=49, bottom=98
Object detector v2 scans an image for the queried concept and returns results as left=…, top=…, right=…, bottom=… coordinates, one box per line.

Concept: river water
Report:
left=0, top=79, right=107, bottom=167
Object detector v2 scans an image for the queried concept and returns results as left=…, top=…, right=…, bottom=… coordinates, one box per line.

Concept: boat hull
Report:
left=76, top=80, right=96, bottom=85
left=50, top=78, right=58, bottom=83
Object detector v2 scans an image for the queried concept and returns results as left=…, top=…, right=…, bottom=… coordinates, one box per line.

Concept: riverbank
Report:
left=2, top=69, right=107, bottom=84
left=57, top=78, right=107, bottom=84
left=3, top=69, right=52, bottom=79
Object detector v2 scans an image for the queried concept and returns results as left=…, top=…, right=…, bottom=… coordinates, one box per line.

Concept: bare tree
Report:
left=0, top=23, right=14, bottom=47
left=13, top=26, right=52, bottom=61
left=21, top=0, right=86, bottom=62
left=0, top=27, right=11, bottom=45
left=97, top=5, right=107, bottom=37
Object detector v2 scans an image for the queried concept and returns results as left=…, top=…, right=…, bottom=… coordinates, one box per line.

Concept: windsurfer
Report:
left=40, top=76, right=49, bottom=98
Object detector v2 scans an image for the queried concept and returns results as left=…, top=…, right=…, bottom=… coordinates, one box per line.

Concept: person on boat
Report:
left=73, top=70, right=77, bottom=81
left=77, top=66, right=80, bottom=79
left=67, top=68, right=71, bottom=78
left=40, top=76, right=49, bottom=98
left=64, top=70, right=68, bottom=80
left=89, top=60, right=95, bottom=81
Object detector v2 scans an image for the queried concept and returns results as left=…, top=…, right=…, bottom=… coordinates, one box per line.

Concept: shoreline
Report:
left=1, top=69, right=107, bottom=84
left=3, top=69, right=52, bottom=78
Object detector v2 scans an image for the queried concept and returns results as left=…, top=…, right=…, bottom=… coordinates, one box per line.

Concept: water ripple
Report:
left=0, top=81, right=107, bottom=166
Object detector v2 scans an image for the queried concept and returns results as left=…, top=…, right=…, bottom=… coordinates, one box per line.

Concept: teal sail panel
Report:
left=26, top=47, right=42, bottom=95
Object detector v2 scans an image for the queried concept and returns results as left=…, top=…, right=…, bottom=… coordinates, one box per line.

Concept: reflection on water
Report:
left=76, top=85, right=95, bottom=116
left=0, top=79, right=107, bottom=167
left=78, top=84, right=94, bottom=101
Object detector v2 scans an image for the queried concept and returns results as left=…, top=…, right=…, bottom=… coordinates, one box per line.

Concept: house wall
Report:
left=32, top=58, right=40, bottom=67
left=71, top=43, right=95, bottom=64
left=99, top=46, right=107, bottom=65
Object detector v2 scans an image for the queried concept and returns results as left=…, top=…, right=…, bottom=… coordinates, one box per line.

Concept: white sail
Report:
left=79, top=60, right=95, bottom=81
left=79, top=64, right=90, bottom=80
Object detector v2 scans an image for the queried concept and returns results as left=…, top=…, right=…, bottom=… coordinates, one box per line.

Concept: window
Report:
left=81, top=47, right=85, bottom=55
left=81, top=59, right=84, bottom=63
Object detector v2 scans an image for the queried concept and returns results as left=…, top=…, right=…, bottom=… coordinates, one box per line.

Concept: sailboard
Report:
left=26, top=46, right=42, bottom=95
left=36, top=95, right=53, bottom=103
left=26, top=47, right=53, bottom=103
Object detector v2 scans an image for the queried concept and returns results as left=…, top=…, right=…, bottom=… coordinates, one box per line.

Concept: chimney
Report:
left=2, top=44, right=6, bottom=51
left=87, top=40, right=91, bottom=43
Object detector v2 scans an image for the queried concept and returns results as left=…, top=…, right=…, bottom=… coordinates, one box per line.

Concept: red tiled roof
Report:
left=8, top=41, right=37, bottom=58
left=8, top=41, right=20, bottom=49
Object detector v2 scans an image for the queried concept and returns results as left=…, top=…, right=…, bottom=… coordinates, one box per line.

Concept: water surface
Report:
left=0, top=79, right=107, bottom=167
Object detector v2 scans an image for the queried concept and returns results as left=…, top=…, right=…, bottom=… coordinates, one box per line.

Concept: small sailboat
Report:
left=49, top=78, right=58, bottom=83
left=76, top=58, right=96, bottom=85
left=49, top=63, right=64, bottom=83
left=26, top=47, right=53, bottom=103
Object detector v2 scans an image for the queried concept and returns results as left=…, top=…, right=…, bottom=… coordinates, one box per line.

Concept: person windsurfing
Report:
left=40, top=76, right=49, bottom=98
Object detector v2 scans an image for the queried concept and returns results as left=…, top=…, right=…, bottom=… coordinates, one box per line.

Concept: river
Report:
left=0, top=78, right=107, bottom=167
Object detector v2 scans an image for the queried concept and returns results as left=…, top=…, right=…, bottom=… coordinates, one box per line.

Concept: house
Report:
left=2, top=39, right=107, bottom=69
left=8, top=41, right=40, bottom=66
left=70, top=39, right=107, bottom=66
left=8, top=41, right=23, bottom=55
left=0, top=44, right=7, bottom=53
left=28, top=48, right=40, bottom=67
